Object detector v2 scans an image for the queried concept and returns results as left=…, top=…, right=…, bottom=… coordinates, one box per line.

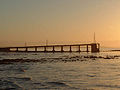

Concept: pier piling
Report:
left=70, top=46, right=72, bottom=52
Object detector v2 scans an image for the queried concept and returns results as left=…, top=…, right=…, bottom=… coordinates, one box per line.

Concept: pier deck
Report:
left=0, top=43, right=100, bottom=53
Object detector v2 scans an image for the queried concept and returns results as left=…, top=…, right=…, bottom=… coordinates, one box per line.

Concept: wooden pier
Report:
left=0, top=43, right=100, bottom=53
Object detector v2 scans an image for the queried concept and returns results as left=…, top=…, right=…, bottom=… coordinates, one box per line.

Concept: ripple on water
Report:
left=0, top=76, right=32, bottom=89
left=6, top=77, right=32, bottom=82
left=46, top=81, right=68, bottom=87
left=32, top=82, right=71, bottom=89
left=16, top=77, right=32, bottom=81
left=96, top=84, right=120, bottom=89
left=46, top=81, right=79, bottom=89
left=86, top=74, right=97, bottom=77
left=0, top=79, right=23, bottom=89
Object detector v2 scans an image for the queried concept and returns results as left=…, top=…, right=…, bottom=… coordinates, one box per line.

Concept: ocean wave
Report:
left=0, top=79, right=23, bottom=89
left=46, top=81, right=68, bottom=87
left=0, top=54, right=119, bottom=64
left=96, top=84, right=120, bottom=89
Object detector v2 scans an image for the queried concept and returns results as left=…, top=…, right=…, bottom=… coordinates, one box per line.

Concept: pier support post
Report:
left=87, top=45, right=89, bottom=52
left=35, top=47, right=37, bottom=52
left=98, top=44, right=100, bottom=51
left=52, top=46, right=55, bottom=52
left=78, top=45, right=81, bottom=52
left=25, top=48, right=28, bottom=52
left=61, top=46, right=64, bottom=52
left=16, top=48, right=18, bottom=52
left=44, top=46, right=47, bottom=52
left=70, top=46, right=72, bottom=52
left=8, top=48, right=10, bottom=52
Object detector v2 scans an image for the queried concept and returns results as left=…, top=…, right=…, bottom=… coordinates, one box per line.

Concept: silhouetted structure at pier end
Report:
left=0, top=43, right=100, bottom=53
left=91, top=43, right=100, bottom=52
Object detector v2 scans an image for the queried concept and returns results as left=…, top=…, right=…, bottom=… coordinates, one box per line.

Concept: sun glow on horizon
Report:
left=1, top=0, right=120, bottom=47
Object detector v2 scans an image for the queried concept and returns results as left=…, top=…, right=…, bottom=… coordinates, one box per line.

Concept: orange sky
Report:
left=1, top=0, right=120, bottom=47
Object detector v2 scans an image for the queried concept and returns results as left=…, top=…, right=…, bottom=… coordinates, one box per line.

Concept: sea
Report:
left=1, top=48, right=120, bottom=90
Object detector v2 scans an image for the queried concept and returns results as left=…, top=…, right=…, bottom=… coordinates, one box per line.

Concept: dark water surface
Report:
left=0, top=51, right=120, bottom=89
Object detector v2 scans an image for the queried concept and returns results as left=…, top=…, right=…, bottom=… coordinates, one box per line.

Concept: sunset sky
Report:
left=1, top=0, right=120, bottom=47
